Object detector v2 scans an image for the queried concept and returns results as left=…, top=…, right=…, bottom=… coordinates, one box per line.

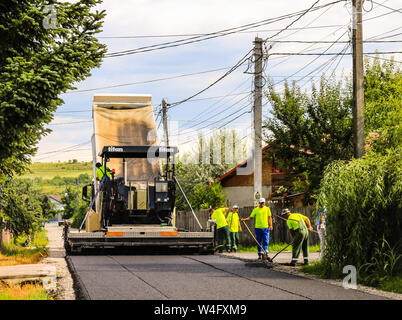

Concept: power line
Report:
left=371, top=1, right=402, bottom=14
left=177, top=76, right=253, bottom=131
left=48, top=120, right=92, bottom=126
left=105, top=0, right=344, bottom=58
left=35, top=140, right=91, bottom=156
left=97, top=24, right=345, bottom=39
left=364, top=55, right=402, bottom=63
left=267, top=50, right=402, bottom=55
left=166, top=49, right=253, bottom=109
left=63, top=67, right=232, bottom=94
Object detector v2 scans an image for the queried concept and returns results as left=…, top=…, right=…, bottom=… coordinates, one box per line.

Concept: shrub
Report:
left=317, top=147, right=402, bottom=278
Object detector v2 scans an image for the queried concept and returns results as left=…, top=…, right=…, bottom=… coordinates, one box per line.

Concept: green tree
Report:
left=39, top=195, right=57, bottom=220
left=0, top=0, right=106, bottom=176
left=0, top=179, right=44, bottom=236
left=189, top=182, right=227, bottom=210
left=364, top=57, right=402, bottom=152
left=175, top=130, right=246, bottom=210
left=264, top=76, right=353, bottom=203
left=264, top=57, right=401, bottom=203
left=61, top=186, right=78, bottom=219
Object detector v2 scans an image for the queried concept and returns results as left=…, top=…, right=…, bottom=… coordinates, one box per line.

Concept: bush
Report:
left=317, top=147, right=402, bottom=278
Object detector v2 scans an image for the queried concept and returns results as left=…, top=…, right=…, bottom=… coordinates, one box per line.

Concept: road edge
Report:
left=217, top=253, right=401, bottom=300
left=65, top=255, right=91, bottom=300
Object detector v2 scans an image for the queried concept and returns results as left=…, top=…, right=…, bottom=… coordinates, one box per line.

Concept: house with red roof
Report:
left=213, top=145, right=305, bottom=208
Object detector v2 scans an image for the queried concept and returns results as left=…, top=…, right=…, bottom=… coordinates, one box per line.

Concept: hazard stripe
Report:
left=160, top=231, right=178, bottom=236
left=106, top=232, right=124, bottom=236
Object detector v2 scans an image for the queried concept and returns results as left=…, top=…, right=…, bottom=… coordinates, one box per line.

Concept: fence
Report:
left=176, top=206, right=320, bottom=247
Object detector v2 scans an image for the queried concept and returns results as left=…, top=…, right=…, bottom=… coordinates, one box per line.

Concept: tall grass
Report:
left=0, top=230, right=48, bottom=266
left=317, top=148, right=402, bottom=279
left=0, top=282, right=48, bottom=300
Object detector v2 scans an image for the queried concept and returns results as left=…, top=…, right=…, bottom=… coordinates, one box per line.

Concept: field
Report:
left=21, top=161, right=92, bottom=180
left=19, top=161, right=93, bottom=195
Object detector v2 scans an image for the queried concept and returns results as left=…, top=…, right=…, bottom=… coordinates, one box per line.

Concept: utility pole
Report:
left=352, top=0, right=365, bottom=158
left=253, top=37, right=263, bottom=206
left=161, top=99, right=171, bottom=180
left=162, top=99, right=169, bottom=147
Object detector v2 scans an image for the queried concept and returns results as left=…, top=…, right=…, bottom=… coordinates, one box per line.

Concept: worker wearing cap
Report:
left=210, top=207, right=231, bottom=253
left=281, top=208, right=313, bottom=266
left=95, top=162, right=112, bottom=182
left=226, top=205, right=242, bottom=252
left=241, top=198, right=273, bottom=259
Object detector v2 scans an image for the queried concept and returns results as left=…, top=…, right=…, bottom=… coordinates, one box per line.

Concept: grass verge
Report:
left=0, top=230, right=48, bottom=266
left=0, top=281, right=48, bottom=300
left=300, top=261, right=402, bottom=294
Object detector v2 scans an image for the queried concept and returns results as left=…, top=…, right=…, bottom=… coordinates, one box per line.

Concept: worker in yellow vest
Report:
left=226, top=205, right=242, bottom=252
left=281, top=208, right=313, bottom=266
left=241, top=198, right=273, bottom=259
left=95, top=162, right=112, bottom=181
left=209, top=207, right=231, bottom=253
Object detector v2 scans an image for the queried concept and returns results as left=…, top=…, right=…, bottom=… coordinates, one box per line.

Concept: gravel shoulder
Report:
left=43, top=223, right=76, bottom=300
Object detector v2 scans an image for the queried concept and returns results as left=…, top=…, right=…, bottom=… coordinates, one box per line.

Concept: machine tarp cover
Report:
left=92, top=94, right=162, bottom=183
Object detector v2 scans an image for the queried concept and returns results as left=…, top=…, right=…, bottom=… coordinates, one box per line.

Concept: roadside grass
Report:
left=0, top=229, right=50, bottom=300
left=0, top=230, right=48, bottom=266
left=0, top=282, right=48, bottom=300
left=300, top=261, right=402, bottom=294
left=237, top=243, right=321, bottom=253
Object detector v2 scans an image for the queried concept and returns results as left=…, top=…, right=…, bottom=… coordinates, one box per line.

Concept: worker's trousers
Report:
left=217, top=226, right=231, bottom=252
left=292, top=228, right=309, bottom=263
left=255, top=228, right=269, bottom=256
left=317, top=225, right=326, bottom=258
left=230, top=232, right=239, bottom=250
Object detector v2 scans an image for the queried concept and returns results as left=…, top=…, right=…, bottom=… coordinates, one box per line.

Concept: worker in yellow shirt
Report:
left=281, top=208, right=313, bottom=266
left=95, top=162, right=112, bottom=182
left=241, top=198, right=273, bottom=259
left=209, top=207, right=231, bottom=253
left=226, top=205, right=242, bottom=252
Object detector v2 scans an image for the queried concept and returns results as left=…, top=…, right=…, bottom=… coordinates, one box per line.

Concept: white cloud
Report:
left=34, top=0, right=401, bottom=162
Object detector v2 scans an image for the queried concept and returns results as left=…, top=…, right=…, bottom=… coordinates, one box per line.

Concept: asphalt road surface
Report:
left=68, top=254, right=387, bottom=300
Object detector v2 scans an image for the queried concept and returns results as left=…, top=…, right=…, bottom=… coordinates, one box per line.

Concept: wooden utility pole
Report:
left=352, top=0, right=365, bottom=158
left=161, top=99, right=171, bottom=180
left=162, top=99, right=169, bottom=147
left=253, top=37, right=263, bottom=206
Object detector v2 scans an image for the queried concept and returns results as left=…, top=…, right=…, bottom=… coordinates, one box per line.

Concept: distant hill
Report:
left=21, top=161, right=93, bottom=179
left=20, top=161, right=93, bottom=195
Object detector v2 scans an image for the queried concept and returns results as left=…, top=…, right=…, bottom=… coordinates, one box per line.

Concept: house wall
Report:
left=223, top=185, right=272, bottom=208
left=222, top=159, right=273, bottom=187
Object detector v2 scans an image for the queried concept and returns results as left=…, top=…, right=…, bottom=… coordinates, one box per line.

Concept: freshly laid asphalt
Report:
left=68, top=254, right=387, bottom=300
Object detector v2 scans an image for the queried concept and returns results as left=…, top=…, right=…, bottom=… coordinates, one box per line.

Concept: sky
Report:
left=32, top=0, right=402, bottom=162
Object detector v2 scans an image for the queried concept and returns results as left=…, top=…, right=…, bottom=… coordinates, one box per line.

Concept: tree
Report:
left=264, top=76, right=353, bottom=203
left=363, top=57, right=402, bottom=152
left=39, top=195, right=57, bottom=220
left=175, top=130, right=247, bottom=210
left=0, top=0, right=106, bottom=176
left=263, top=57, right=401, bottom=203
left=0, top=178, right=44, bottom=237
left=61, top=185, right=78, bottom=219
left=189, top=182, right=227, bottom=210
